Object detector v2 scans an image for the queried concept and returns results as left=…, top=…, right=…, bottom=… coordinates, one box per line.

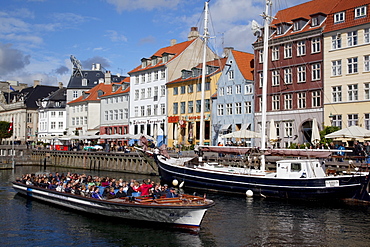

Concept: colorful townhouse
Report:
left=212, top=48, right=254, bottom=146
left=323, top=0, right=370, bottom=144
left=253, top=0, right=339, bottom=148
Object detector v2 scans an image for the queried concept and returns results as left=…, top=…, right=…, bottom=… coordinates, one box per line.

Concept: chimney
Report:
left=223, top=47, right=234, bottom=58
left=33, top=80, right=40, bottom=88
left=170, top=39, right=177, bottom=46
left=58, top=82, right=63, bottom=89
left=188, top=27, right=199, bottom=41
left=104, top=71, right=111, bottom=84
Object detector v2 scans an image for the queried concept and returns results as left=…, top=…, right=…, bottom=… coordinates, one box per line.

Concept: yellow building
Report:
left=166, top=58, right=226, bottom=148
left=323, top=1, right=370, bottom=143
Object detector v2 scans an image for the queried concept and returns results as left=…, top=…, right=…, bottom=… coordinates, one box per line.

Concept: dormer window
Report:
left=82, top=78, right=87, bottom=86
left=292, top=18, right=308, bottom=31
left=311, top=17, right=318, bottom=27
left=277, top=25, right=283, bottom=35
left=162, top=55, right=168, bottom=63
left=355, top=6, right=367, bottom=18
left=97, top=90, right=104, bottom=98
left=293, top=22, right=300, bottom=31
left=141, top=58, right=149, bottom=68
left=334, top=12, right=345, bottom=23
left=151, top=56, right=158, bottom=66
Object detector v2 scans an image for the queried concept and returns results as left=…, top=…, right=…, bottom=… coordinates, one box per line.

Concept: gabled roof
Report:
left=101, top=84, right=130, bottom=97
left=67, top=69, right=126, bottom=89
left=324, top=0, right=370, bottom=33
left=67, top=83, right=112, bottom=104
left=128, top=39, right=197, bottom=74
left=166, top=57, right=227, bottom=85
left=231, top=50, right=254, bottom=81
left=19, top=85, right=60, bottom=109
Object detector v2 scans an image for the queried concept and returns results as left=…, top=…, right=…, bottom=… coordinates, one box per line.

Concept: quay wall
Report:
left=30, top=150, right=159, bottom=175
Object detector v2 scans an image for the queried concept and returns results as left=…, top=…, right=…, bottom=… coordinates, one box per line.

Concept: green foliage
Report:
left=0, top=121, right=12, bottom=139
left=320, top=126, right=340, bottom=145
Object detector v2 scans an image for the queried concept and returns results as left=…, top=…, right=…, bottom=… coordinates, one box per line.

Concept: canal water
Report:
left=1, top=166, right=370, bottom=247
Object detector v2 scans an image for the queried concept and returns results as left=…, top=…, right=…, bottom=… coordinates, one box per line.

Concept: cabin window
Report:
left=291, top=163, right=301, bottom=172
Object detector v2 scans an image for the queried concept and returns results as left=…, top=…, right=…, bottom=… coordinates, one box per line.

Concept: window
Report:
left=365, top=83, right=370, bottom=100
left=284, top=43, right=292, bottom=58
left=141, top=74, right=145, bottom=83
left=226, top=103, right=233, bottom=115
left=153, top=105, right=158, bottom=116
left=332, top=86, right=342, bottom=102
left=236, top=85, right=241, bottom=94
left=347, top=57, right=358, bottom=74
left=104, top=111, right=108, bottom=121
left=135, top=77, right=139, bottom=84
left=140, top=106, right=145, bottom=116
left=235, top=102, right=242, bottom=114
left=217, top=104, right=224, bottom=116
left=226, top=86, right=232, bottom=95
left=51, top=122, right=56, bottom=129
left=58, top=122, right=63, bottom=129
left=76, top=117, right=79, bottom=125
left=272, top=95, right=280, bottom=110
left=332, top=34, right=342, bottom=49
left=124, top=109, right=128, bottom=119
left=71, top=117, right=75, bottom=126
left=284, top=94, right=292, bottom=110
left=188, top=101, right=193, bottom=113
left=284, top=122, right=293, bottom=137
left=205, top=99, right=210, bottom=112
left=312, top=63, right=321, bottom=81
left=259, top=72, right=263, bottom=87
left=119, top=109, right=123, bottom=119
left=365, top=113, right=370, bottom=130
left=228, top=70, right=234, bottom=80
left=180, top=102, right=185, bottom=114
left=348, top=114, right=358, bottom=126
left=188, top=84, right=193, bottom=93
left=154, top=71, right=159, bottom=81
left=364, top=55, right=370, bottom=72
left=284, top=68, right=292, bottom=84
left=334, top=12, right=345, bottom=23
left=332, top=115, right=342, bottom=128
left=348, top=84, right=358, bottom=101
left=147, top=105, right=151, bottom=116
left=272, top=46, right=279, bottom=61
left=180, top=86, right=186, bottom=94
left=161, top=70, right=165, bottom=79
left=205, top=81, right=210, bottom=90
left=293, top=21, right=301, bottom=31
left=312, top=17, right=318, bottom=27
left=219, top=87, right=224, bottom=96
left=311, top=37, right=320, bottom=53
left=297, top=92, right=306, bottom=109
left=160, top=103, right=165, bottom=115
left=312, top=91, right=321, bottom=107
left=134, top=106, right=138, bottom=117
left=259, top=50, right=263, bottom=63
left=73, top=90, right=78, bottom=99
left=365, top=28, right=370, bottom=43
left=244, top=101, right=252, bottom=114
left=355, top=6, right=367, bottom=18
left=140, top=88, right=145, bottom=99
left=135, top=90, right=139, bottom=100
left=114, top=109, right=118, bottom=120
left=332, top=60, right=342, bottom=76
left=193, top=100, right=200, bottom=113
left=347, top=31, right=358, bottom=46
left=161, top=85, right=165, bottom=96
left=173, top=87, right=178, bottom=95
left=51, top=111, right=56, bottom=117
left=272, top=70, right=280, bottom=86
left=297, top=66, right=306, bottom=83
left=147, top=87, right=152, bottom=98
left=244, top=85, right=253, bottom=94
left=297, top=41, right=306, bottom=56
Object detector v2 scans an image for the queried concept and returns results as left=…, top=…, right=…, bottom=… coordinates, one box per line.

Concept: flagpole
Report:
left=11, top=119, right=14, bottom=169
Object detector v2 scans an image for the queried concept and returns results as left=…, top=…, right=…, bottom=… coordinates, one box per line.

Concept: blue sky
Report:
left=0, top=0, right=307, bottom=86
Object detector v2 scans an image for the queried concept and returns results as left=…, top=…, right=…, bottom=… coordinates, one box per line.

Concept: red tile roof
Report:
left=231, top=50, right=254, bottom=80
left=128, top=39, right=196, bottom=74
left=325, top=0, right=370, bottom=33
left=68, top=83, right=113, bottom=104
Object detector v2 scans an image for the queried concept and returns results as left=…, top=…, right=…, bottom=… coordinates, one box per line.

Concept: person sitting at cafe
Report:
left=166, top=187, right=179, bottom=198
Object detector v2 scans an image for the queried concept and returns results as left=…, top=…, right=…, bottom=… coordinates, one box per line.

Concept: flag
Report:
left=8, top=119, right=13, bottom=133
left=9, top=86, right=16, bottom=91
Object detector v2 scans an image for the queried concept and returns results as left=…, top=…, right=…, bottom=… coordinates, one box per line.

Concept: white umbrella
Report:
left=311, top=118, right=320, bottom=145
left=221, top=129, right=263, bottom=139
left=325, top=125, right=370, bottom=139
left=269, top=119, right=278, bottom=144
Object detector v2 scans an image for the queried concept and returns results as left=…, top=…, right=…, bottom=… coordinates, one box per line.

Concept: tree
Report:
left=0, top=121, right=13, bottom=140
left=320, top=125, right=340, bottom=146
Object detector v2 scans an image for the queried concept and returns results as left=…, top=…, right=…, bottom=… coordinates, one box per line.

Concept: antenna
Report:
left=70, top=55, right=83, bottom=77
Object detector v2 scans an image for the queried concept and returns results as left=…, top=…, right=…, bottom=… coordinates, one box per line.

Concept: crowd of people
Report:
left=16, top=172, right=179, bottom=200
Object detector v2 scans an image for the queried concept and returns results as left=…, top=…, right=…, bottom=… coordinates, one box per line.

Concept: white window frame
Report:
left=272, top=95, right=280, bottom=110
left=272, top=70, right=280, bottom=86
left=284, top=68, right=292, bottom=84
left=364, top=55, right=370, bottom=72
left=272, top=46, right=279, bottom=61
left=297, top=40, right=306, bottom=56
left=312, top=63, right=321, bottom=81
left=334, top=12, right=345, bottom=23
left=348, top=84, right=358, bottom=101
left=297, top=66, right=306, bottom=83
left=284, top=43, right=292, bottom=58
left=347, top=31, right=358, bottom=46
left=312, top=91, right=321, bottom=107
left=284, top=94, right=292, bottom=110
left=311, top=37, right=320, bottom=53
left=332, top=34, right=342, bottom=49
left=217, top=104, right=224, bottom=116
left=244, top=101, right=252, bottom=114
left=355, top=6, right=367, bottom=18
left=297, top=92, right=306, bottom=109
left=347, top=57, right=358, bottom=74
left=332, top=60, right=342, bottom=76
left=332, top=86, right=342, bottom=103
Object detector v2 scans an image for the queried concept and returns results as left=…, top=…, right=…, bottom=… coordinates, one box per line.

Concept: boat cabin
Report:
left=276, top=159, right=326, bottom=179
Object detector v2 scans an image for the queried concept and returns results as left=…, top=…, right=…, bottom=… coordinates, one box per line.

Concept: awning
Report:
left=220, top=124, right=231, bottom=132
left=241, top=123, right=251, bottom=130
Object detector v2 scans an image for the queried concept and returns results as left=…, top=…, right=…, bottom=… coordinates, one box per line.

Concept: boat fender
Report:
left=172, top=179, right=178, bottom=186
left=246, top=190, right=253, bottom=197
left=179, top=181, right=185, bottom=188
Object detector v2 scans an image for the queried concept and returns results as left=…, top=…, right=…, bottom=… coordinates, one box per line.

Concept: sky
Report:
left=1, top=0, right=308, bottom=87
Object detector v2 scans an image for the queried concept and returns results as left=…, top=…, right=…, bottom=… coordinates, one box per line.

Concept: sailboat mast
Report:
left=199, top=1, right=209, bottom=146
left=260, top=0, right=272, bottom=171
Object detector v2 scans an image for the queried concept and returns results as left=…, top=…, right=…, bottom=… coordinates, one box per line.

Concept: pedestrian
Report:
left=364, top=142, right=370, bottom=165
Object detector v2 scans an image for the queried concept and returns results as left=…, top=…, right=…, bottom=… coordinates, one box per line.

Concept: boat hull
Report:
left=155, top=157, right=366, bottom=200
left=12, top=182, right=212, bottom=230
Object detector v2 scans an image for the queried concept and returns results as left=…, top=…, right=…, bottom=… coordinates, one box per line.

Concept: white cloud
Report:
left=106, top=0, right=181, bottom=12
left=105, top=30, right=128, bottom=42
